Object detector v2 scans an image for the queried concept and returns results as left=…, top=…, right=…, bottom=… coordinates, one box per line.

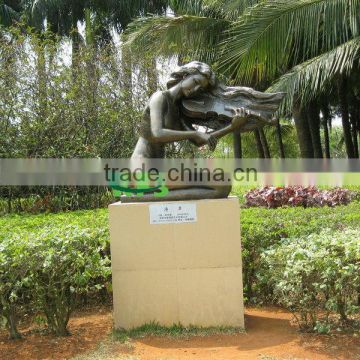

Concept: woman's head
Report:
left=167, top=61, right=217, bottom=96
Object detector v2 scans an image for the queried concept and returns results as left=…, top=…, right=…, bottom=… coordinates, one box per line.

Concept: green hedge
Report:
left=263, top=228, right=360, bottom=332
left=0, top=187, right=114, bottom=215
left=240, top=201, right=360, bottom=303
left=3, top=201, right=360, bottom=304
left=0, top=224, right=110, bottom=338
left=1, top=200, right=360, bottom=338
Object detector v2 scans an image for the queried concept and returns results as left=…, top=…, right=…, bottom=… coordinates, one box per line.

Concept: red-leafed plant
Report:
left=245, top=186, right=355, bottom=208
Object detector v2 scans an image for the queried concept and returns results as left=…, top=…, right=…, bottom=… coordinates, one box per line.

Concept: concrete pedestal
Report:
left=109, top=196, right=244, bottom=330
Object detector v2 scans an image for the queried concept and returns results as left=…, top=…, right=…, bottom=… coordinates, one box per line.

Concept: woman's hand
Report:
left=226, top=107, right=254, bottom=129
left=193, top=132, right=218, bottom=152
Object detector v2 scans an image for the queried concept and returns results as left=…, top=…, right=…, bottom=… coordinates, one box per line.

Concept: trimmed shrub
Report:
left=0, top=225, right=110, bottom=338
left=240, top=201, right=360, bottom=303
left=29, top=226, right=111, bottom=336
left=263, top=229, right=360, bottom=332
left=0, top=236, right=33, bottom=339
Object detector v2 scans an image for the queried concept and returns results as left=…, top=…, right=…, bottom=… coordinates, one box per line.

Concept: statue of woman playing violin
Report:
left=123, top=61, right=283, bottom=202
left=134, top=62, right=248, bottom=158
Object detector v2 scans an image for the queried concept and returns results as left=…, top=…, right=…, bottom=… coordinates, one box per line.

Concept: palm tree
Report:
left=125, top=0, right=360, bottom=158
left=29, top=0, right=168, bottom=105
left=124, top=0, right=246, bottom=65
left=28, top=1, right=168, bottom=55
left=124, top=0, right=282, bottom=158
left=0, top=1, right=21, bottom=26
left=221, top=0, right=360, bottom=158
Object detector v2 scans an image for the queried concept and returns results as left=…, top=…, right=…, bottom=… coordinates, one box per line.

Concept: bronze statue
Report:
left=121, top=61, right=284, bottom=202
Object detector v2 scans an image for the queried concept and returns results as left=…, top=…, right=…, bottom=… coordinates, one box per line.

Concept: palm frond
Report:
left=30, top=0, right=65, bottom=28
left=170, top=0, right=206, bottom=15
left=268, top=36, right=360, bottom=113
left=31, top=0, right=61, bottom=15
left=168, top=0, right=262, bottom=21
left=123, top=14, right=229, bottom=62
left=106, top=0, right=168, bottom=30
left=220, top=0, right=360, bottom=83
left=267, top=122, right=295, bottom=137
left=170, top=0, right=253, bottom=20
left=349, top=0, right=360, bottom=36
left=0, top=3, right=20, bottom=26
left=122, top=0, right=260, bottom=63
left=203, top=0, right=259, bottom=20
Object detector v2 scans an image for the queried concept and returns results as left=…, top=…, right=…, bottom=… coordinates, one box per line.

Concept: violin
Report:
left=181, top=87, right=285, bottom=133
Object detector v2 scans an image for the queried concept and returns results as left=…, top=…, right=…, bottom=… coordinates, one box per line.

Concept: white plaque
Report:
left=149, top=203, right=197, bottom=224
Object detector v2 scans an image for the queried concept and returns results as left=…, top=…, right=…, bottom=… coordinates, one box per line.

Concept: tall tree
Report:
left=339, top=76, right=356, bottom=158
left=220, top=0, right=360, bottom=158
left=124, top=0, right=272, bottom=158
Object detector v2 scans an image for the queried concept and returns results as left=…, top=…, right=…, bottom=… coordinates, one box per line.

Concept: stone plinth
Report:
left=109, top=196, right=244, bottom=330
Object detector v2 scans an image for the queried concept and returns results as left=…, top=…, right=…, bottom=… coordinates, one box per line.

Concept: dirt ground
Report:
left=0, top=306, right=359, bottom=360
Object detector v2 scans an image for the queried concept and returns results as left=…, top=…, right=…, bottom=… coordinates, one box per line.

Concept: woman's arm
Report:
left=149, top=92, right=206, bottom=144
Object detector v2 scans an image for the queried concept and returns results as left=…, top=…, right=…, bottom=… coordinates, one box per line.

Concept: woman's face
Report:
left=181, top=74, right=210, bottom=98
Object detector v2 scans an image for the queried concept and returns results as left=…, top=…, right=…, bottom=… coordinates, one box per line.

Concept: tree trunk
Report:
left=293, top=99, right=314, bottom=158
left=350, top=108, right=359, bottom=158
left=84, top=10, right=98, bottom=147
left=5, top=305, right=21, bottom=339
left=71, top=2, right=83, bottom=75
left=275, top=119, right=285, bottom=158
left=321, top=102, right=331, bottom=159
left=356, top=109, right=360, bottom=157
left=307, top=101, right=323, bottom=158
left=7, top=187, right=12, bottom=213
left=121, top=46, right=132, bottom=104
left=339, top=78, right=356, bottom=158
left=259, top=128, right=271, bottom=158
left=36, top=41, right=47, bottom=123
left=84, top=8, right=94, bottom=47
left=147, top=57, right=158, bottom=96
left=233, top=130, right=242, bottom=158
left=254, top=130, right=265, bottom=158
left=71, top=29, right=81, bottom=76
left=337, top=295, right=348, bottom=321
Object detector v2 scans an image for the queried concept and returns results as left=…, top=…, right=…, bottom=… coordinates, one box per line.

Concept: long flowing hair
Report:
left=166, top=61, right=217, bottom=89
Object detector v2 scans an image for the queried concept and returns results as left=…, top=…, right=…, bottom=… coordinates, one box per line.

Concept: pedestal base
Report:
left=109, top=196, right=244, bottom=330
